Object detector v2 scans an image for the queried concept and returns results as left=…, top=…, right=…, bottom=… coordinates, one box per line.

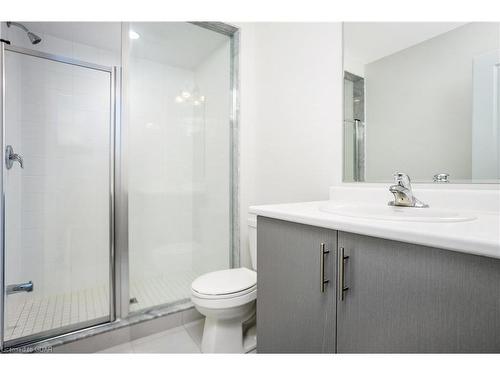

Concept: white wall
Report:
left=237, top=23, right=343, bottom=268
left=472, top=49, right=500, bottom=179
left=364, top=23, right=500, bottom=181
left=344, top=55, right=365, bottom=78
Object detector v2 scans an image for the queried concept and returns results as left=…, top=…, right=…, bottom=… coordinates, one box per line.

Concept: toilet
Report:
left=191, top=215, right=257, bottom=353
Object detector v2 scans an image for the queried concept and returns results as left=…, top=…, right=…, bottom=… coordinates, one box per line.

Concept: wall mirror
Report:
left=343, top=22, right=500, bottom=183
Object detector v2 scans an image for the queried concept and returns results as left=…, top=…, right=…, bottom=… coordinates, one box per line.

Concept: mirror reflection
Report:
left=343, top=22, right=500, bottom=183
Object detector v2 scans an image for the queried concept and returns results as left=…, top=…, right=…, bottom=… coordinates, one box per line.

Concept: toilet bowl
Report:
left=191, top=216, right=257, bottom=353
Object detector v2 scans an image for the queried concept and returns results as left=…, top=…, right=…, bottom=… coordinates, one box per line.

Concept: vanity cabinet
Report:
left=257, top=217, right=337, bottom=353
left=257, top=217, right=500, bottom=353
left=336, top=231, right=500, bottom=353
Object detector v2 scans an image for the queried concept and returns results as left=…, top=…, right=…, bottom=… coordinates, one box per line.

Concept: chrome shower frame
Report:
left=0, top=21, right=240, bottom=351
left=118, top=22, right=241, bottom=318
left=190, top=21, right=241, bottom=270
left=0, top=42, right=119, bottom=351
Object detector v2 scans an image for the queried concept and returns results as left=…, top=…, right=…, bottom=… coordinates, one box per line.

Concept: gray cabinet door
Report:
left=257, top=217, right=337, bottom=353
left=337, top=232, right=500, bottom=353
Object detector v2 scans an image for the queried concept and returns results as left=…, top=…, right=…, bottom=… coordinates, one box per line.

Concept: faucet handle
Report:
left=5, top=145, right=24, bottom=170
left=433, top=173, right=449, bottom=183
left=393, top=172, right=411, bottom=188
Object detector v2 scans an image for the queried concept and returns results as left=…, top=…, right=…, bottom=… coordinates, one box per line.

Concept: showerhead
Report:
left=6, top=22, right=42, bottom=45
left=27, top=31, right=42, bottom=45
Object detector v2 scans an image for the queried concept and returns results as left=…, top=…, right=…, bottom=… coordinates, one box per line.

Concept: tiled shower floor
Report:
left=129, top=270, right=196, bottom=312
left=5, top=270, right=197, bottom=342
left=5, top=285, right=110, bottom=341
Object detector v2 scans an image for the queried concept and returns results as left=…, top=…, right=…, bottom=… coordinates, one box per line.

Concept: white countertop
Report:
left=249, top=187, right=500, bottom=259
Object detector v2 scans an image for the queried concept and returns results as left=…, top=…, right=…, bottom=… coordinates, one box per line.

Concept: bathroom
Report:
left=1, top=0, right=500, bottom=374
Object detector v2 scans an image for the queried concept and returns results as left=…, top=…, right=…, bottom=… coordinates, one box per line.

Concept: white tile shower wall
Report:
left=192, top=40, right=231, bottom=274
left=128, top=56, right=196, bottom=285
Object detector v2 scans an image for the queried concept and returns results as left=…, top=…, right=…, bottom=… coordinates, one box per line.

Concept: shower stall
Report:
left=343, top=71, right=365, bottom=182
left=0, top=21, right=239, bottom=350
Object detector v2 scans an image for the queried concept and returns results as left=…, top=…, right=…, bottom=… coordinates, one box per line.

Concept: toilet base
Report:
left=243, top=325, right=257, bottom=353
left=198, top=302, right=255, bottom=353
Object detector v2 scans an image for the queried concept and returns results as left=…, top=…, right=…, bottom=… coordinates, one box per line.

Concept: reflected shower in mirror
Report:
left=343, top=22, right=500, bottom=183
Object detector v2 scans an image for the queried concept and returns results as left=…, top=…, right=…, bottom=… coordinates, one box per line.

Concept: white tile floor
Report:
left=5, top=270, right=196, bottom=342
left=99, top=319, right=205, bottom=353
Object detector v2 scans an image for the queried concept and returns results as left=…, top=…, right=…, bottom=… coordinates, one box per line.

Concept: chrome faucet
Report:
left=6, top=281, right=34, bottom=294
left=388, top=172, right=428, bottom=208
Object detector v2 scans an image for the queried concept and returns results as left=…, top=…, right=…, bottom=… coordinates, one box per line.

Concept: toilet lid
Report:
left=191, top=268, right=257, bottom=296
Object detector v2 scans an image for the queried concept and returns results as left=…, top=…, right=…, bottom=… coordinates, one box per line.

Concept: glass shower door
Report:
left=127, top=22, right=233, bottom=312
left=1, top=45, right=114, bottom=346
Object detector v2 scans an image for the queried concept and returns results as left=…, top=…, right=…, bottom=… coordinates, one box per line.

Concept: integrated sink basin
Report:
left=319, top=203, right=477, bottom=223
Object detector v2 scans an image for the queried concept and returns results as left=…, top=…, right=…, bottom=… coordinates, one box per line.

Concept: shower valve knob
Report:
left=5, top=145, right=24, bottom=169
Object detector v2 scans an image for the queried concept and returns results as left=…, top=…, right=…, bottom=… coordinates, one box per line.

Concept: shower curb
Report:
left=3, top=301, right=202, bottom=353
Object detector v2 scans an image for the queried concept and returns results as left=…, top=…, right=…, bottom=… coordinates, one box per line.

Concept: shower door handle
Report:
left=5, top=145, right=24, bottom=169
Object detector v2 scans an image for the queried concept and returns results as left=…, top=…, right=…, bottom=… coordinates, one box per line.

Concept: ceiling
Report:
left=24, top=22, right=229, bottom=69
left=128, top=23, right=229, bottom=69
left=25, top=22, right=121, bottom=52
left=344, top=22, right=468, bottom=65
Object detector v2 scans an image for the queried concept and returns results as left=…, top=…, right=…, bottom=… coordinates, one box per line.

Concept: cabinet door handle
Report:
left=338, top=247, right=349, bottom=301
left=320, top=243, right=330, bottom=293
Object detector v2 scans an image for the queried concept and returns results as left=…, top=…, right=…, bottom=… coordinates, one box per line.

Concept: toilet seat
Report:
left=191, top=268, right=256, bottom=297
left=191, top=268, right=257, bottom=309
left=192, top=288, right=257, bottom=310
left=192, top=283, right=257, bottom=300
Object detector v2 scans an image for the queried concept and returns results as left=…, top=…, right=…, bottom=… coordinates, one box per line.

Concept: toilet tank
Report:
left=248, top=214, right=257, bottom=270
